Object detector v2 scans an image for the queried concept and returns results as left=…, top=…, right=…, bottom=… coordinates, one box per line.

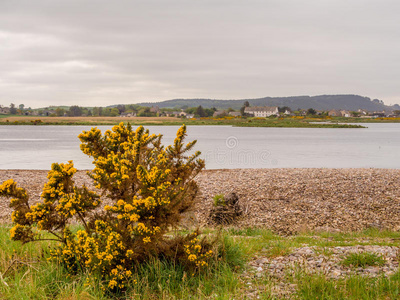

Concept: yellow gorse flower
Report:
left=0, top=123, right=208, bottom=291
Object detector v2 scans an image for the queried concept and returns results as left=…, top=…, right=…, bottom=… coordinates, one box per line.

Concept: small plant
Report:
left=213, top=194, right=225, bottom=206
left=265, top=241, right=292, bottom=258
left=30, top=119, right=42, bottom=125
left=208, top=192, right=242, bottom=225
left=341, top=252, right=385, bottom=268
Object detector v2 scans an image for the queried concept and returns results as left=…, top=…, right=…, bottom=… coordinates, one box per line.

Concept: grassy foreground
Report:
left=2, top=226, right=400, bottom=299
left=0, top=115, right=368, bottom=128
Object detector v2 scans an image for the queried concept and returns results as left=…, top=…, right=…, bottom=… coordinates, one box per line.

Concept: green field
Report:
left=0, top=115, right=375, bottom=128
left=2, top=226, right=400, bottom=299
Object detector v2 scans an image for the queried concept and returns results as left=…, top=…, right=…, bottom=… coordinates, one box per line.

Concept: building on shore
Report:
left=0, top=106, right=10, bottom=114
left=213, top=110, right=227, bottom=117
left=328, top=109, right=342, bottom=117
left=228, top=111, right=241, bottom=117
left=244, top=106, right=279, bottom=117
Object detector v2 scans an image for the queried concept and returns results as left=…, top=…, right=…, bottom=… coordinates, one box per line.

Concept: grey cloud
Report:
left=0, top=0, right=399, bottom=107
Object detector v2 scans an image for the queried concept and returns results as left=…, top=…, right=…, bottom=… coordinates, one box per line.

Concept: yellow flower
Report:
left=188, top=254, right=197, bottom=261
left=108, top=279, right=118, bottom=289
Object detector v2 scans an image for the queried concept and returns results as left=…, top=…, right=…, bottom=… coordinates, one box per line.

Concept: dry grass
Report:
left=0, top=116, right=181, bottom=124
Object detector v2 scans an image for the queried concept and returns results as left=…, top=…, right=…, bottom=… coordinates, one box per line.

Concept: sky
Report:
left=1, top=0, right=400, bottom=108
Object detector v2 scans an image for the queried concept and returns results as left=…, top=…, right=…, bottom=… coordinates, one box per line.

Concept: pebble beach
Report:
left=1, top=168, right=400, bottom=234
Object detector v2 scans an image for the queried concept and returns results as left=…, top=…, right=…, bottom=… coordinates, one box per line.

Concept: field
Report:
left=2, top=226, right=400, bottom=299
left=0, top=115, right=182, bottom=125
left=0, top=115, right=370, bottom=128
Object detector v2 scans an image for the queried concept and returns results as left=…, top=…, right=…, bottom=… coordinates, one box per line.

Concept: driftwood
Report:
left=208, top=192, right=242, bottom=225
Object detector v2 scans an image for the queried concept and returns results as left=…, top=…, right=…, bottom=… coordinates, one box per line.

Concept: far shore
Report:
left=1, top=168, right=400, bottom=234
left=0, top=114, right=385, bottom=128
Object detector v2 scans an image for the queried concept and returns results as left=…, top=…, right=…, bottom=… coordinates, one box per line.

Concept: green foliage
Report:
left=213, top=194, right=225, bottom=207
left=295, top=272, right=400, bottom=300
left=9, top=103, right=17, bottom=115
left=0, top=123, right=214, bottom=292
left=68, top=105, right=82, bottom=116
left=307, top=108, right=317, bottom=115
left=341, top=252, right=386, bottom=268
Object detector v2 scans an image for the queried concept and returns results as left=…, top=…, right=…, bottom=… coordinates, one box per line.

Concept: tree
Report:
left=204, top=108, right=215, bottom=117
left=9, top=103, right=17, bottom=114
left=19, top=104, right=25, bottom=111
left=278, top=106, right=291, bottom=113
left=117, top=105, right=126, bottom=114
left=137, top=107, right=153, bottom=117
left=307, top=108, right=317, bottom=115
left=68, top=106, right=82, bottom=117
left=240, top=101, right=250, bottom=116
left=92, top=107, right=102, bottom=116
left=195, top=105, right=206, bottom=117
left=110, top=107, right=120, bottom=117
left=55, top=108, right=65, bottom=116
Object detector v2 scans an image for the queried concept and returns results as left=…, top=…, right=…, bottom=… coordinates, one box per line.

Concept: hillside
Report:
left=138, top=94, right=399, bottom=111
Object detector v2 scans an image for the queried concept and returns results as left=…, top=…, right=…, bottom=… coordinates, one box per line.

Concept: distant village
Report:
left=0, top=102, right=399, bottom=119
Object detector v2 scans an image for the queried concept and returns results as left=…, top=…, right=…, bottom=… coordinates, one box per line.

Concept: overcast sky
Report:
left=1, top=0, right=399, bottom=108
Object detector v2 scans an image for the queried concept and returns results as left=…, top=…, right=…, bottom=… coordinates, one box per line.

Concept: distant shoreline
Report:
left=0, top=115, right=379, bottom=128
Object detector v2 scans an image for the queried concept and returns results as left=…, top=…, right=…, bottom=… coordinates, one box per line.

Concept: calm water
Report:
left=0, top=124, right=399, bottom=169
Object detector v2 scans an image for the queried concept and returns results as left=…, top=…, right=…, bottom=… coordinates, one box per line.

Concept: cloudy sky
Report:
left=1, top=0, right=399, bottom=108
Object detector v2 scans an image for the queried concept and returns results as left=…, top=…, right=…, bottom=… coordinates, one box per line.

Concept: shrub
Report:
left=0, top=123, right=213, bottom=291
left=30, top=119, right=42, bottom=125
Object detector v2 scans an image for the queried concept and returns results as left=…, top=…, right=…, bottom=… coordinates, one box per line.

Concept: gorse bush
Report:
left=0, top=123, right=213, bottom=291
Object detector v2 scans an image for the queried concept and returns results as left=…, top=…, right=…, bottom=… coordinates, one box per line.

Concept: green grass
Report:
left=0, top=116, right=369, bottom=128
left=2, top=226, right=400, bottom=299
left=295, top=273, right=400, bottom=300
left=341, top=252, right=386, bottom=268
left=0, top=227, right=245, bottom=300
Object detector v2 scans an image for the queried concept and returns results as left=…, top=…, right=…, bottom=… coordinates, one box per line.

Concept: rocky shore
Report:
left=1, top=168, right=400, bottom=234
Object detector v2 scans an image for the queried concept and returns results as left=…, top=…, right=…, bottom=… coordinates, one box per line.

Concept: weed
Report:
left=341, top=252, right=386, bottom=268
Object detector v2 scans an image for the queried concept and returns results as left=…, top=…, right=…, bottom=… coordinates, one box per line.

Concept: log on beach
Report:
left=1, top=169, right=400, bottom=234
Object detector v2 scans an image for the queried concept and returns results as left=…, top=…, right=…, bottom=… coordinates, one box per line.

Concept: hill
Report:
left=137, top=95, right=399, bottom=111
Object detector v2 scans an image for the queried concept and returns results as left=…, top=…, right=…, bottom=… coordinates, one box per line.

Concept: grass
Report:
left=295, top=273, right=400, bottom=300
left=0, top=226, right=245, bottom=300
left=0, top=115, right=369, bottom=128
left=2, top=226, right=400, bottom=299
left=341, top=252, right=386, bottom=268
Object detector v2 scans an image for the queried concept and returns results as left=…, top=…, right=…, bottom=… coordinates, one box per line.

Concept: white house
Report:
left=244, top=106, right=279, bottom=117
left=228, top=111, right=241, bottom=117
left=0, top=106, right=10, bottom=114
left=340, top=110, right=351, bottom=117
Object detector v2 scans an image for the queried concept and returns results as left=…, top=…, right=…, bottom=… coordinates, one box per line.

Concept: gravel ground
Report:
left=255, top=245, right=399, bottom=279
left=1, top=168, right=400, bottom=234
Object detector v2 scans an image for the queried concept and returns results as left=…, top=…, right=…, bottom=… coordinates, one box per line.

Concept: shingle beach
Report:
left=1, top=168, right=399, bottom=234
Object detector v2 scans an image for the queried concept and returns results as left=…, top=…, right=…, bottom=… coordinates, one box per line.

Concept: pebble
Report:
left=2, top=169, right=400, bottom=234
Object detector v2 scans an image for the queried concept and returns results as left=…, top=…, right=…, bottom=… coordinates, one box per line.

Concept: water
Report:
left=0, top=124, right=399, bottom=169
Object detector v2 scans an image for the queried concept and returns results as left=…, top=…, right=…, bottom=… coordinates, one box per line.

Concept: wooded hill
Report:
left=138, top=95, right=400, bottom=111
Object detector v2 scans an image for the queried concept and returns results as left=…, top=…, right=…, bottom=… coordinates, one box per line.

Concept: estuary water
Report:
left=0, top=124, right=399, bottom=169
